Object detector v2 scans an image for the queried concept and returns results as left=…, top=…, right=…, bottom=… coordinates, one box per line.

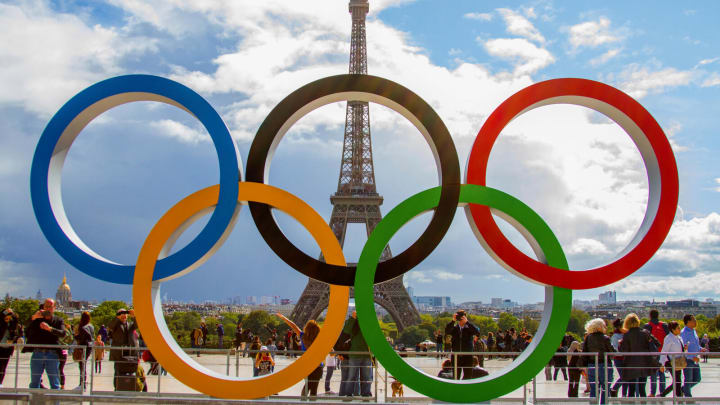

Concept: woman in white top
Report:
left=659, top=321, right=685, bottom=397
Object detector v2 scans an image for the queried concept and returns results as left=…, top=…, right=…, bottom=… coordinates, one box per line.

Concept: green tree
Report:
left=469, top=315, right=498, bottom=336
left=91, top=300, right=129, bottom=330
left=497, top=312, right=520, bottom=331
left=1, top=298, right=40, bottom=324
left=418, top=322, right=436, bottom=337
left=397, top=325, right=429, bottom=346
left=522, top=316, right=540, bottom=335
left=566, top=308, right=590, bottom=336
left=242, top=310, right=276, bottom=341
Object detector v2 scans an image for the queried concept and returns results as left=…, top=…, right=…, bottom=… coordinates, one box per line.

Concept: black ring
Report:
left=246, top=74, right=460, bottom=285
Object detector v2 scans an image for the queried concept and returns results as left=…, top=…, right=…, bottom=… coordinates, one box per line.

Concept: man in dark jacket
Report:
left=216, top=323, right=224, bottom=349
left=25, top=299, right=65, bottom=389
left=444, top=310, right=480, bottom=379
left=107, top=308, right=138, bottom=389
left=0, top=308, right=23, bottom=387
left=340, top=311, right=372, bottom=397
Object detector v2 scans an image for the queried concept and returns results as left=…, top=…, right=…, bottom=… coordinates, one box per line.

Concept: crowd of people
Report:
left=562, top=310, right=711, bottom=401
left=0, top=302, right=715, bottom=400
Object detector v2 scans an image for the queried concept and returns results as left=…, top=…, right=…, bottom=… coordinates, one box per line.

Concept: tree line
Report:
left=3, top=297, right=719, bottom=349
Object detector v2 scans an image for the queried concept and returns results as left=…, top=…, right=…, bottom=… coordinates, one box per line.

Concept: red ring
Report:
left=466, top=78, right=679, bottom=289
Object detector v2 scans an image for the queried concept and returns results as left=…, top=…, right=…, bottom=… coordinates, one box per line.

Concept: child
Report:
left=255, top=346, right=274, bottom=376
left=94, top=334, right=105, bottom=373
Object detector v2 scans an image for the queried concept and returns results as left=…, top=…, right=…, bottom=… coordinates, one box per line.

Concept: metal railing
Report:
left=0, top=343, right=718, bottom=404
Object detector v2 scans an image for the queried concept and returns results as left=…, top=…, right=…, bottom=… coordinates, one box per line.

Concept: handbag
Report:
left=671, top=340, right=687, bottom=370
left=72, top=347, right=85, bottom=362
left=672, top=355, right=687, bottom=370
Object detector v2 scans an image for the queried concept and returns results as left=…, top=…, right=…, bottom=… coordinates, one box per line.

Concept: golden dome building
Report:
left=55, top=273, right=72, bottom=307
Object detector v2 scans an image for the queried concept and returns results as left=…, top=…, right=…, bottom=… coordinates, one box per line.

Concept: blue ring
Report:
left=30, top=75, right=240, bottom=284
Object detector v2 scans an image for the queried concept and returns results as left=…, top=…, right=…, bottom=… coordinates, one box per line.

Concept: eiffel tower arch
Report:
left=290, top=0, right=421, bottom=332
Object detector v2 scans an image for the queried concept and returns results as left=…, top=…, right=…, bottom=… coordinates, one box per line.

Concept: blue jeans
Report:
left=29, top=350, right=61, bottom=389
left=338, top=358, right=351, bottom=396
left=628, top=377, right=647, bottom=397
left=611, top=358, right=628, bottom=396
left=682, top=359, right=701, bottom=397
left=342, top=357, right=372, bottom=396
left=649, top=368, right=666, bottom=396
left=588, top=362, right=611, bottom=404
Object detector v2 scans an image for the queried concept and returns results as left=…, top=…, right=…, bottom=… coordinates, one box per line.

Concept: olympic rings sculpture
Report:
left=30, top=73, right=678, bottom=402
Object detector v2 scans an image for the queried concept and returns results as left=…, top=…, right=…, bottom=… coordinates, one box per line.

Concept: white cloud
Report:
left=464, top=12, right=492, bottom=21
left=496, top=8, right=545, bottom=43
left=614, top=272, right=720, bottom=296
left=568, top=17, right=621, bottom=49
left=715, top=178, right=720, bottom=192
left=150, top=119, right=209, bottom=144
left=663, top=121, right=688, bottom=153
left=407, top=268, right=463, bottom=283
left=696, top=57, right=719, bottom=67
left=434, top=270, right=463, bottom=281
left=701, top=72, right=720, bottom=87
left=0, top=1, right=156, bottom=117
left=589, top=48, right=621, bottom=66
left=0, top=259, right=39, bottom=296
left=610, top=64, right=694, bottom=99
left=568, top=238, right=611, bottom=255
left=523, top=7, right=537, bottom=19
left=483, top=38, right=555, bottom=76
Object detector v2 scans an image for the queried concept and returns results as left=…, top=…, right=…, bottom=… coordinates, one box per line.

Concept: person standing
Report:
left=643, top=309, right=669, bottom=397
left=619, top=313, right=659, bottom=398
left=566, top=341, right=582, bottom=397
left=581, top=318, right=615, bottom=404
left=98, top=325, right=108, bottom=344
left=234, top=324, right=243, bottom=351
left=216, top=323, right=224, bottom=349
left=25, top=299, right=65, bottom=389
left=93, top=334, right=105, bottom=374
left=700, top=333, right=710, bottom=363
left=73, top=311, right=94, bottom=390
left=659, top=321, right=685, bottom=397
left=444, top=310, right=480, bottom=380
left=473, top=335, right=486, bottom=368
left=486, top=332, right=496, bottom=359
left=609, top=318, right=627, bottom=398
left=341, top=311, right=372, bottom=397
left=324, top=353, right=337, bottom=394
left=276, top=313, right=324, bottom=397
left=435, top=331, right=443, bottom=353
left=0, top=309, right=23, bottom=388
left=553, top=344, right=568, bottom=381
left=680, top=314, right=702, bottom=398
left=200, top=322, right=208, bottom=349
left=107, top=308, right=138, bottom=390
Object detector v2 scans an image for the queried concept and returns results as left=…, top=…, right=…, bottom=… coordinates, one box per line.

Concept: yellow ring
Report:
left=133, top=182, right=349, bottom=399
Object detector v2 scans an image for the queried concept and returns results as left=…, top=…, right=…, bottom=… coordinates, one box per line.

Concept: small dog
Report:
left=390, top=378, right=404, bottom=397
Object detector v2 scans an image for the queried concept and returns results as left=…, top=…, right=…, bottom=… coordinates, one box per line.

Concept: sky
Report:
left=1, top=0, right=719, bottom=306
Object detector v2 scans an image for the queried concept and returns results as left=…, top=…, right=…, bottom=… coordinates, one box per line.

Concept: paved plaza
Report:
left=1, top=350, right=718, bottom=403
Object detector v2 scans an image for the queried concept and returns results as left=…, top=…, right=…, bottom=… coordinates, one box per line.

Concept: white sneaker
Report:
left=72, top=385, right=83, bottom=391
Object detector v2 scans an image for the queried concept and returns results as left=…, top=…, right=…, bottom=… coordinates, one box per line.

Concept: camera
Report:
left=118, top=310, right=130, bottom=315
left=455, top=310, right=466, bottom=320
left=41, top=310, right=51, bottom=317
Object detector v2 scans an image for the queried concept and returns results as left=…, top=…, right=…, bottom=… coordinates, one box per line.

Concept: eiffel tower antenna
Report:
left=290, top=0, right=421, bottom=331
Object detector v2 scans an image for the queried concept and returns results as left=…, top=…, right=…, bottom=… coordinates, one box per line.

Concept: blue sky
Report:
left=1, top=0, right=719, bottom=305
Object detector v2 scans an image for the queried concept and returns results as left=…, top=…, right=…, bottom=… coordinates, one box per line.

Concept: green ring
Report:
left=355, top=184, right=572, bottom=403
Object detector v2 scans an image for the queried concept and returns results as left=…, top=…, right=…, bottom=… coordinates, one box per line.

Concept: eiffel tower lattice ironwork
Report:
left=290, top=0, right=421, bottom=331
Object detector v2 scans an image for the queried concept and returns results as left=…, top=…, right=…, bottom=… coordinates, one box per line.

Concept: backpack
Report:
left=649, top=321, right=667, bottom=351
left=257, top=359, right=272, bottom=376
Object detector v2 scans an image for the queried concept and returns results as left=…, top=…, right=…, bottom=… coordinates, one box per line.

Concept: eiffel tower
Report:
left=290, top=0, right=421, bottom=331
